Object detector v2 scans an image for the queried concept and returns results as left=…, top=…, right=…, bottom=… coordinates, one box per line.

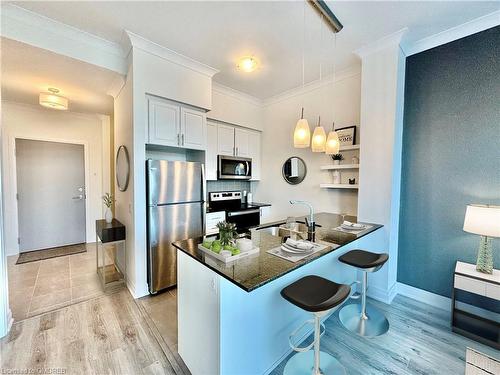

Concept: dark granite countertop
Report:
left=172, top=212, right=382, bottom=292
left=206, top=202, right=271, bottom=213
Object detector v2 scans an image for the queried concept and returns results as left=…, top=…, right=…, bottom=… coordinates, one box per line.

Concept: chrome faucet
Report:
left=289, top=200, right=315, bottom=241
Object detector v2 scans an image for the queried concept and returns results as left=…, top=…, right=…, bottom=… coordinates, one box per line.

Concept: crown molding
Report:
left=263, top=64, right=361, bottom=107
left=354, top=28, right=408, bottom=59
left=404, top=10, right=500, bottom=56
left=0, top=4, right=127, bottom=75
left=212, top=82, right=263, bottom=107
left=123, top=30, right=219, bottom=78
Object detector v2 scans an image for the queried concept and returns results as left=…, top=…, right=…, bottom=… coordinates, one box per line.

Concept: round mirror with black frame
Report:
left=116, top=145, right=130, bottom=192
left=282, top=157, right=307, bottom=185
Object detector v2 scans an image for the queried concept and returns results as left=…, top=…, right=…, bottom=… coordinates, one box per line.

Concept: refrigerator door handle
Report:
left=201, top=163, right=206, bottom=235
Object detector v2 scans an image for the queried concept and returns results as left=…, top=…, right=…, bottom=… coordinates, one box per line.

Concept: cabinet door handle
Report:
left=182, top=134, right=185, bottom=146
left=233, top=146, right=235, bottom=156
left=177, top=134, right=180, bottom=146
left=236, top=147, right=239, bottom=156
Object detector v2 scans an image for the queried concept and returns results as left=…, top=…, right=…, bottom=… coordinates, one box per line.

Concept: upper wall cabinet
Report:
left=148, top=96, right=207, bottom=150
left=234, top=128, right=250, bottom=157
left=217, top=124, right=235, bottom=156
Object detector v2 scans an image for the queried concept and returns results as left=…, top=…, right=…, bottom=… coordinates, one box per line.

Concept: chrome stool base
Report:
left=339, top=303, right=389, bottom=337
left=284, top=350, right=346, bottom=375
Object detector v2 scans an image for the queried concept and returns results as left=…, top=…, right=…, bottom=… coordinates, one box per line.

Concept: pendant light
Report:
left=312, top=116, right=327, bottom=152
left=325, top=33, right=339, bottom=154
left=325, top=121, right=340, bottom=154
left=293, top=1, right=311, bottom=148
left=311, top=14, right=326, bottom=152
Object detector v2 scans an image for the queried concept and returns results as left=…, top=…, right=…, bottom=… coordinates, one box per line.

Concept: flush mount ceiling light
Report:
left=39, top=88, right=68, bottom=110
left=237, top=56, right=259, bottom=73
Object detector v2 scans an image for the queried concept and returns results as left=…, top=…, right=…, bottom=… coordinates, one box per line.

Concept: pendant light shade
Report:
left=325, top=123, right=340, bottom=154
left=311, top=116, right=326, bottom=152
left=294, top=107, right=311, bottom=148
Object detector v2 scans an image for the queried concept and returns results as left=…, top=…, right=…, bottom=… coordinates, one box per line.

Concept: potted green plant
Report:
left=102, top=192, right=115, bottom=223
left=331, top=153, right=344, bottom=165
left=216, top=221, right=237, bottom=246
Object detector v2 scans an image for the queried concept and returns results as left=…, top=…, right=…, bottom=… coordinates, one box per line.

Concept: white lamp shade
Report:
left=463, top=204, right=500, bottom=237
left=311, top=126, right=326, bottom=152
left=294, top=118, right=310, bottom=148
left=325, top=130, right=340, bottom=154
left=39, top=92, right=68, bottom=110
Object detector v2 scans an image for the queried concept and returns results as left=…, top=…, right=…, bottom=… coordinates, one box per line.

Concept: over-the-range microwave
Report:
left=217, top=155, right=252, bottom=180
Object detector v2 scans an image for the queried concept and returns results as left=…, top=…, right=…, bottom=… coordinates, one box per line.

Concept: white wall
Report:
left=209, top=83, right=264, bottom=131
left=254, top=68, right=361, bottom=222
left=1, top=102, right=111, bottom=256
left=356, top=32, right=407, bottom=304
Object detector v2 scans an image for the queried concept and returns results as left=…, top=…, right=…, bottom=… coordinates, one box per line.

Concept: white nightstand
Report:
left=452, top=261, right=500, bottom=349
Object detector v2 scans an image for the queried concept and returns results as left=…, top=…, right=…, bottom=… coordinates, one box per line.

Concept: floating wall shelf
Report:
left=320, top=184, right=359, bottom=189
left=320, top=164, right=359, bottom=170
left=339, top=144, right=360, bottom=151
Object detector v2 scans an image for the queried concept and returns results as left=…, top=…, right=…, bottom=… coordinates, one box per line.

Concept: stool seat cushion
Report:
left=338, top=249, right=389, bottom=269
left=280, top=275, right=350, bottom=312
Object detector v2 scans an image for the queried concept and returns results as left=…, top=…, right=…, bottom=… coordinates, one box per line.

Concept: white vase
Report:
left=332, top=170, right=341, bottom=184
left=105, top=208, right=113, bottom=223
left=333, top=160, right=340, bottom=165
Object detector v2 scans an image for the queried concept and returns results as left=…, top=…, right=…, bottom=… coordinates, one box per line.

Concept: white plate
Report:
left=341, top=223, right=366, bottom=231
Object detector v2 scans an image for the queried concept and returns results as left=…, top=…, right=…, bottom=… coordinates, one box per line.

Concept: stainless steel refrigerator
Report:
left=146, top=160, right=205, bottom=293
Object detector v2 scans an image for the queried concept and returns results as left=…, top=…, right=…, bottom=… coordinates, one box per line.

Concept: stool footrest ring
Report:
left=288, top=319, right=325, bottom=353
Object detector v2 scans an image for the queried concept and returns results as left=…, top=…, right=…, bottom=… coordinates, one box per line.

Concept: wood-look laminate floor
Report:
left=271, top=295, right=500, bottom=375
left=0, top=290, right=177, bottom=375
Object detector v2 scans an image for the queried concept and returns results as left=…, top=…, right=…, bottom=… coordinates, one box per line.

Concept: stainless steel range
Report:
left=208, top=191, right=260, bottom=233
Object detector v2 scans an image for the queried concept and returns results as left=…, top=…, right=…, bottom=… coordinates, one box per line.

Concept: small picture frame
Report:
left=335, top=126, right=356, bottom=146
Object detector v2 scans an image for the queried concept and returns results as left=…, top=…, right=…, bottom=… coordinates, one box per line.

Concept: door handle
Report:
left=177, top=134, right=180, bottom=146
left=72, top=195, right=84, bottom=200
left=182, top=134, right=185, bottom=146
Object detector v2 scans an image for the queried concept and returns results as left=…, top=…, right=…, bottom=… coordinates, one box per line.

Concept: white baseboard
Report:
left=367, top=282, right=398, bottom=305
left=396, top=282, right=451, bottom=311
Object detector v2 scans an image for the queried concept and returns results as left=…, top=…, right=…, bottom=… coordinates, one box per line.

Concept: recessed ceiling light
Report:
left=39, top=88, right=68, bottom=110
left=237, top=56, right=259, bottom=73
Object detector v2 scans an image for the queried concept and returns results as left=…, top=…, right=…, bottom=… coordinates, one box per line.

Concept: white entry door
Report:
left=16, top=139, right=86, bottom=252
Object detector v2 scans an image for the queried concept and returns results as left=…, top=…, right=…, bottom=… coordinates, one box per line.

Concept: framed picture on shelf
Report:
left=335, top=126, right=356, bottom=146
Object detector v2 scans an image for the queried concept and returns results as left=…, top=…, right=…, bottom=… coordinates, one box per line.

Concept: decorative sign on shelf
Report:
left=336, top=126, right=356, bottom=147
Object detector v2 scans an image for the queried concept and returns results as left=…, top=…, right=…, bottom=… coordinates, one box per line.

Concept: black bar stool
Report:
left=281, top=275, right=350, bottom=375
left=338, top=249, right=389, bottom=337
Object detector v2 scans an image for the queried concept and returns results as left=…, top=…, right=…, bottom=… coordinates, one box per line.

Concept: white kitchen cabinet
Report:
left=234, top=128, right=250, bottom=157
left=148, top=98, right=181, bottom=147
left=248, top=130, right=261, bottom=180
left=206, top=121, right=218, bottom=180
left=217, top=124, right=235, bottom=156
left=148, top=96, right=207, bottom=150
left=181, top=107, right=206, bottom=150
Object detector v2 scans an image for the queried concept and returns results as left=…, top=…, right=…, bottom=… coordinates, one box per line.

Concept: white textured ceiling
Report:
left=5, top=1, right=500, bottom=100
left=1, top=37, right=117, bottom=114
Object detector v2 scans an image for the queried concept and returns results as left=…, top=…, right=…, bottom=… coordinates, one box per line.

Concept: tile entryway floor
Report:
left=7, top=242, right=117, bottom=321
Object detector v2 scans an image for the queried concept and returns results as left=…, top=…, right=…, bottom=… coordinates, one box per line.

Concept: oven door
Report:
left=218, top=155, right=252, bottom=180
left=226, top=209, right=260, bottom=233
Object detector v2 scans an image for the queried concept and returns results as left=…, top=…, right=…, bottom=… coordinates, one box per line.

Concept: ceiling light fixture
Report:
left=39, top=88, right=68, bottom=110
left=312, top=14, right=327, bottom=152
left=325, top=33, right=339, bottom=155
left=293, top=1, right=311, bottom=148
left=237, top=56, right=258, bottom=73
left=312, top=116, right=326, bottom=152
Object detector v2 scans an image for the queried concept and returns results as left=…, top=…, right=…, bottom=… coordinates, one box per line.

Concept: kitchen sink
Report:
left=255, top=222, right=309, bottom=240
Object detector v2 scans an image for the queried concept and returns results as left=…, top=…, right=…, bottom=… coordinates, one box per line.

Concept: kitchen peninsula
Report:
left=173, top=213, right=382, bottom=375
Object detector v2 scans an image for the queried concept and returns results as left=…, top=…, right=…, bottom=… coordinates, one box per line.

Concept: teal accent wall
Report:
left=398, top=27, right=500, bottom=297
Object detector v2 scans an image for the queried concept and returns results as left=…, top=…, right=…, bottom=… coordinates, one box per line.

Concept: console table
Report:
left=96, top=219, right=126, bottom=291
left=452, top=261, right=499, bottom=349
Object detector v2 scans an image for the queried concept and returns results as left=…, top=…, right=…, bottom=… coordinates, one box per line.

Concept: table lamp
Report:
left=463, top=204, right=500, bottom=274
